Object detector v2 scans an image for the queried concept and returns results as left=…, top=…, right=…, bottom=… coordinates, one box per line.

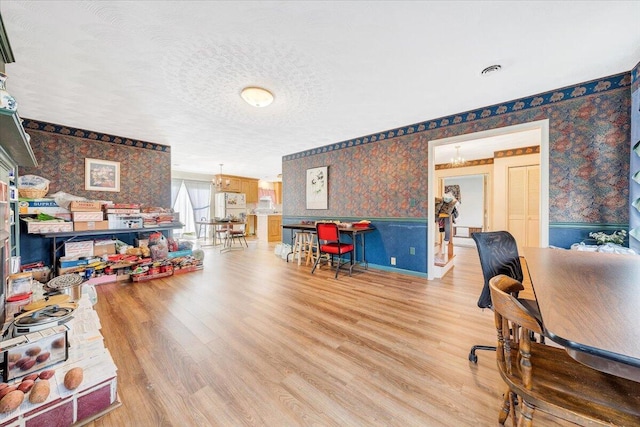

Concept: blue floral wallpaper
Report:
left=19, top=119, right=171, bottom=207
left=284, top=72, right=631, bottom=225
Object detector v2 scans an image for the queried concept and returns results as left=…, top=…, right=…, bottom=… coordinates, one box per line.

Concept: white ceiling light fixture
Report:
left=450, top=145, right=465, bottom=167
left=240, top=86, right=274, bottom=107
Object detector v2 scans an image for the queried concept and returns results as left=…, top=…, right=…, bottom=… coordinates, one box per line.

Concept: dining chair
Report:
left=311, top=222, right=354, bottom=278
left=469, top=231, right=538, bottom=363
left=228, top=222, right=248, bottom=248
left=489, top=274, right=640, bottom=426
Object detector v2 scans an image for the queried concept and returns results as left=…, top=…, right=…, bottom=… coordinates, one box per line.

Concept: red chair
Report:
left=311, top=222, right=354, bottom=278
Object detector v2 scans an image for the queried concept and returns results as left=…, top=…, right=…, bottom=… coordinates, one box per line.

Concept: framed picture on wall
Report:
left=306, top=166, right=328, bottom=209
left=85, top=158, right=120, bottom=192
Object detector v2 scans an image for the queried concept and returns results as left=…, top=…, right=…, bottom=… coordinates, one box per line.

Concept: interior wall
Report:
left=630, top=61, right=640, bottom=252
left=18, top=119, right=171, bottom=207
left=282, top=71, right=632, bottom=275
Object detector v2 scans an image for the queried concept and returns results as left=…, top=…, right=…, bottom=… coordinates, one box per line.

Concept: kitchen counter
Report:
left=256, top=214, right=282, bottom=243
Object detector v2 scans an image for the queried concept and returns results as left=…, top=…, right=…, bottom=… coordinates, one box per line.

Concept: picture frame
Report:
left=85, top=158, right=120, bottom=192
left=306, top=166, right=328, bottom=209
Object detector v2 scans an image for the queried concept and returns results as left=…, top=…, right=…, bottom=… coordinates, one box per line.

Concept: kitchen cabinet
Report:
left=274, top=182, right=282, bottom=204
left=268, top=215, right=282, bottom=242
left=241, top=178, right=259, bottom=203
left=215, top=174, right=253, bottom=194
left=257, top=214, right=282, bottom=242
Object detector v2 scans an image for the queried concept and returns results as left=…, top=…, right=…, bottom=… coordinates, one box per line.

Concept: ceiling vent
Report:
left=481, top=64, right=502, bottom=75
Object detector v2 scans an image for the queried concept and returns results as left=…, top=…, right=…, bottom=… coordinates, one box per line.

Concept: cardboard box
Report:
left=17, top=198, right=71, bottom=216
left=59, top=258, right=89, bottom=268
left=72, top=211, right=104, bottom=222
left=107, top=214, right=143, bottom=229
left=22, top=266, right=51, bottom=283
left=22, top=217, right=73, bottom=234
left=94, top=240, right=116, bottom=256
left=135, top=238, right=149, bottom=248
left=65, top=240, right=94, bottom=258
left=74, top=220, right=109, bottom=231
left=69, top=201, right=103, bottom=212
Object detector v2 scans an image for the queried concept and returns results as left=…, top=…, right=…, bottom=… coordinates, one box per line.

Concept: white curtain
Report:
left=172, top=182, right=194, bottom=235
left=171, top=179, right=183, bottom=208
left=183, top=180, right=212, bottom=226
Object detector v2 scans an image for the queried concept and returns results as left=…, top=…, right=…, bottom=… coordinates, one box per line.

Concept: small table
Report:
left=282, top=223, right=375, bottom=275
left=523, top=247, right=640, bottom=382
left=195, top=220, right=245, bottom=251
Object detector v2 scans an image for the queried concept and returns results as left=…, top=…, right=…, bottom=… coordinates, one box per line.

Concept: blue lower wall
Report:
left=283, top=217, right=427, bottom=273
left=549, top=223, right=630, bottom=248
left=283, top=218, right=631, bottom=276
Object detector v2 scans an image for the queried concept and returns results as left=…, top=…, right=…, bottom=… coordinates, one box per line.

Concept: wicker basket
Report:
left=18, top=184, right=49, bottom=199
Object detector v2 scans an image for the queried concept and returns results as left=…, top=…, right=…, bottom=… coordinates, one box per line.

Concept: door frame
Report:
left=427, top=119, right=550, bottom=280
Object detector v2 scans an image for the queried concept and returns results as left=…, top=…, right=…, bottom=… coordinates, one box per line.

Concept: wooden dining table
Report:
left=523, top=247, right=640, bottom=382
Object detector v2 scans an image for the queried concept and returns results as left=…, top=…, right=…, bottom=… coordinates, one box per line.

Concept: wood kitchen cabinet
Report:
left=274, top=182, right=282, bottom=204
left=215, top=175, right=258, bottom=201
left=241, top=178, right=259, bottom=203
left=214, top=174, right=241, bottom=193
left=257, top=214, right=282, bottom=242
left=268, top=215, right=282, bottom=242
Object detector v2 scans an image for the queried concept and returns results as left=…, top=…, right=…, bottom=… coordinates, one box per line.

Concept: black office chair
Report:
left=469, top=231, right=525, bottom=363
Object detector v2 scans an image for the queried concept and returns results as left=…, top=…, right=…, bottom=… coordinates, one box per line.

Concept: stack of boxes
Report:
left=104, top=204, right=142, bottom=229
left=70, top=201, right=107, bottom=231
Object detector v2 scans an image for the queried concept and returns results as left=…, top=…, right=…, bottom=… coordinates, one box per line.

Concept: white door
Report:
left=507, top=165, right=540, bottom=249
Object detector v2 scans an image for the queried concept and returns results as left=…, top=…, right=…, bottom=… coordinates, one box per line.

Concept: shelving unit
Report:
left=41, top=224, right=184, bottom=268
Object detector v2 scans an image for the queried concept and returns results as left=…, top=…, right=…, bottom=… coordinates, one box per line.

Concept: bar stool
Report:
left=304, top=232, right=319, bottom=266
left=291, top=231, right=308, bottom=265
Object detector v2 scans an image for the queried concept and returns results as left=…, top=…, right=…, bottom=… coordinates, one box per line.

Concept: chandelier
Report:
left=215, top=164, right=230, bottom=190
left=450, top=145, right=465, bottom=167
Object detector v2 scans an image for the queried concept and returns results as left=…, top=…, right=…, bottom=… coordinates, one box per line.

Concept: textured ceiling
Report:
left=1, top=1, right=640, bottom=180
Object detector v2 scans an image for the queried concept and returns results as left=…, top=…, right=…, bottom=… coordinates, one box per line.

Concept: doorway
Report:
left=427, top=120, right=549, bottom=280
left=440, top=174, right=487, bottom=247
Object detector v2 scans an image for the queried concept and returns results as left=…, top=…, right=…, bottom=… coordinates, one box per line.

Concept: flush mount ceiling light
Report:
left=240, top=86, right=274, bottom=107
left=481, top=64, right=502, bottom=76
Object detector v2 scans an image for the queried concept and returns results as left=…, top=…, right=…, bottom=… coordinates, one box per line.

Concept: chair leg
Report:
left=518, top=399, right=535, bottom=427
left=468, top=344, right=496, bottom=363
left=311, top=250, right=322, bottom=274
left=498, top=385, right=512, bottom=425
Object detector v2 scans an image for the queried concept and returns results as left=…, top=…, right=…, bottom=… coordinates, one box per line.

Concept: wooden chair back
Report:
left=488, top=274, right=640, bottom=426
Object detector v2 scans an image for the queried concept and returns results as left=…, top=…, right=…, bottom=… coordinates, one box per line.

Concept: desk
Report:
left=282, top=224, right=375, bottom=274
left=523, top=247, right=640, bottom=382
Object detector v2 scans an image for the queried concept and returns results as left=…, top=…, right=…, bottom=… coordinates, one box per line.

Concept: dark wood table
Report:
left=523, top=247, right=640, bottom=382
left=282, top=223, right=375, bottom=274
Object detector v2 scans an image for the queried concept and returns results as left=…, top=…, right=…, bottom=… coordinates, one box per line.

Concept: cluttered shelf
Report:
left=42, top=224, right=184, bottom=239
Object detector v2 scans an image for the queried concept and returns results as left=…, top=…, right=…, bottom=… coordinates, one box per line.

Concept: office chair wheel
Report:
left=468, top=351, right=478, bottom=363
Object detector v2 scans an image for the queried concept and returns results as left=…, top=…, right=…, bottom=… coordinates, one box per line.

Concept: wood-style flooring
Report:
left=86, top=240, right=573, bottom=426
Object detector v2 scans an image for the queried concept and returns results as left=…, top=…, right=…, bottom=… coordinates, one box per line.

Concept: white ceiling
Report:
left=1, top=1, right=639, bottom=181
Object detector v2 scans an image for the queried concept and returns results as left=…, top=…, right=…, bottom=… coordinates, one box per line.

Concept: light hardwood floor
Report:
left=87, top=240, right=573, bottom=426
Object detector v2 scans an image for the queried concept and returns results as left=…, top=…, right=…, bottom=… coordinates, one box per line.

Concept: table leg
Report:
left=348, top=231, right=369, bottom=275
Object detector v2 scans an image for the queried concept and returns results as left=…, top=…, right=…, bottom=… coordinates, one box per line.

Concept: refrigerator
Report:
left=215, top=192, right=246, bottom=220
